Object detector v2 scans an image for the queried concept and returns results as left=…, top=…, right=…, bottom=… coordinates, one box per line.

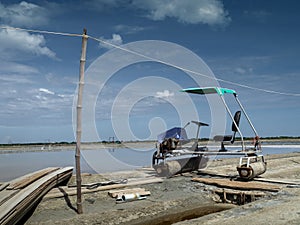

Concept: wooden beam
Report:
left=45, top=177, right=163, bottom=199
left=192, top=177, right=281, bottom=192
left=75, top=28, right=88, bottom=215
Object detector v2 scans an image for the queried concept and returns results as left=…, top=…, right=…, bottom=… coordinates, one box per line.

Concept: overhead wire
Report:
left=90, top=35, right=300, bottom=97
left=1, top=26, right=300, bottom=97
left=0, top=26, right=83, bottom=37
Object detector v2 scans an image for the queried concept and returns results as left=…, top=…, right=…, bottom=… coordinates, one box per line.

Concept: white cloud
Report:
left=155, top=90, right=174, bottom=99
left=0, top=61, right=39, bottom=74
left=132, top=0, right=231, bottom=26
left=86, top=0, right=230, bottom=26
left=99, top=33, right=123, bottom=49
left=0, top=84, right=75, bottom=127
left=0, top=1, right=49, bottom=27
left=0, top=28, right=56, bottom=59
left=235, top=67, right=246, bottom=74
left=235, top=67, right=253, bottom=75
left=31, top=88, right=73, bottom=110
left=0, top=2, right=56, bottom=61
left=39, top=88, right=55, bottom=95
left=0, top=74, right=34, bottom=84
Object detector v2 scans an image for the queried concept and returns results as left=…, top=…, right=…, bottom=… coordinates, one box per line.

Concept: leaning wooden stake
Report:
left=75, top=28, right=88, bottom=214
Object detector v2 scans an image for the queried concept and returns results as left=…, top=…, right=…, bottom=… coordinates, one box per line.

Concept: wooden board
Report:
left=0, top=183, right=10, bottom=192
left=0, top=190, right=18, bottom=206
left=254, top=178, right=300, bottom=185
left=197, top=170, right=233, bottom=178
left=7, top=167, right=59, bottom=190
left=213, top=188, right=266, bottom=196
left=45, top=177, right=163, bottom=199
left=192, top=177, right=281, bottom=192
left=0, top=167, right=73, bottom=225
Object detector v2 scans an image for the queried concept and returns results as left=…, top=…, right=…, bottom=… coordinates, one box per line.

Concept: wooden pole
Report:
left=75, top=28, right=88, bottom=214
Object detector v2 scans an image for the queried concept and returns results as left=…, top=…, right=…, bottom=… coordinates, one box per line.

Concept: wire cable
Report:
left=0, top=26, right=83, bottom=38
left=1, top=26, right=300, bottom=97
left=89, top=35, right=300, bottom=97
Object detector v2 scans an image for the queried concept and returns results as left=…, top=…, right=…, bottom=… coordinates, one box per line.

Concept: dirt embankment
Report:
left=25, top=152, right=300, bottom=225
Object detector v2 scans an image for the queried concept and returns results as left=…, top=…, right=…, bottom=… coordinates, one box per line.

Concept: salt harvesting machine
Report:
left=152, top=87, right=266, bottom=180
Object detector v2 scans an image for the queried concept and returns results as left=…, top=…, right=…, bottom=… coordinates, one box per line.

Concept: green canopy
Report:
left=181, top=87, right=236, bottom=96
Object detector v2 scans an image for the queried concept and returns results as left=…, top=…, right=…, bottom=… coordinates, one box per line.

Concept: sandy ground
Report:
left=177, top=153, right=300, bottom=225
left=22, top=151, right=300, bottom=225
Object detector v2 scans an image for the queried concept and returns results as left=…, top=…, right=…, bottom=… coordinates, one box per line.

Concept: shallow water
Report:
left=0, top=144, right=299, bottom=182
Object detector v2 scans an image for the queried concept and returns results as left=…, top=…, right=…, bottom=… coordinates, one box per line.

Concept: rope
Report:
left=0, top=26, right=83, bottom=37
left=90, top=36, right=300, bottom=97
left=1, top=26, right=300, bottom=97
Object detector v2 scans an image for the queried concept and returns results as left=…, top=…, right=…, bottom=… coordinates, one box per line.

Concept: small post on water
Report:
left=75, top=28, right=88, bottom=214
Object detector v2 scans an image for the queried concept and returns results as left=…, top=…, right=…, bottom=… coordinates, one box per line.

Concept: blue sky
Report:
left=0, top=0, right=300, bottom=144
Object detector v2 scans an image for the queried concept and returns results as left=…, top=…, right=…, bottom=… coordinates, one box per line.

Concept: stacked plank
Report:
left=0, top=167, right=73, bottom=225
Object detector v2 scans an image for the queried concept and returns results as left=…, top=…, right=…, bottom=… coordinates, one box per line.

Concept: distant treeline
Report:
left=1, top=136, right=299, bottom=147
left=199, top=136, right=300, bottom=141
left=0, top=140, right=122, bottom=147
left=260, top=136, right=300, bottom=140
left=0, top=141, right=76, bottom=147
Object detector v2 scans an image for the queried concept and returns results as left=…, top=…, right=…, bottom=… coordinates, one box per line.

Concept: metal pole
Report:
left=234, top=94, right=259, bottom=137
left=219, top=94, right=245, bottom=150
left=75, top=28, right=88, bottom=214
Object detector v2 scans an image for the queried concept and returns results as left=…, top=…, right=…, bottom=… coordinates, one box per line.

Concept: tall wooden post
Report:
left=75, top=28, right=88, bottom=214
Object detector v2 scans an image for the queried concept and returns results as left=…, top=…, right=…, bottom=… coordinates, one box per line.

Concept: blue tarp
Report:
left=157, top=127, right=188, bottom=143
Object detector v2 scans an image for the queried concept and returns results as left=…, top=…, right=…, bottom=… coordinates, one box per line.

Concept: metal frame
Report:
left=183, top=87, right=261, bottom=153
left=152, top=87, right=266, bottom=179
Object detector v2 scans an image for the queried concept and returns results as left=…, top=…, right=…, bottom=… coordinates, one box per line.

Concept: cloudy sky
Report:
left=0, top=0, right=300, bottom=144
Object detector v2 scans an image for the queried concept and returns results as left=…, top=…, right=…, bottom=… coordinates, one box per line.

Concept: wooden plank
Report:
left=0, top=190, right=18, bottom=206
left=0, top=183, right=10, bottom=192
left=0, top=167, right=73, bottom=225
left=45, top=177, right=163, bottom=199
left=7, top=167, right=59, bottom=190
left=67, top=179, right=128, bottom=188
left=192, top=177, right=281, bottom=192
left=197, top=170, right=233, bottom=178
left=213, top=188, right=266, bottom=196
left=254, top=178, right=300, bottom=185
left=108, top=188, right=150, bottom=198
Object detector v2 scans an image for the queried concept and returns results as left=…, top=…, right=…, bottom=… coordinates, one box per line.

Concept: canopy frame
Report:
left=181, top=87, right=260, bottom=151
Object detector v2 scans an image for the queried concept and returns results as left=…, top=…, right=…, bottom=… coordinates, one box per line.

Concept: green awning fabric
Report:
left=181, top=87, right=236, bottom=96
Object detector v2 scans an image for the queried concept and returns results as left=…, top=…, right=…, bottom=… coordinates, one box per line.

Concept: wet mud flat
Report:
left=25, top=152, right=300, bottom=225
